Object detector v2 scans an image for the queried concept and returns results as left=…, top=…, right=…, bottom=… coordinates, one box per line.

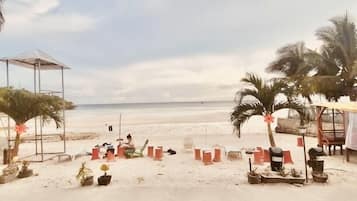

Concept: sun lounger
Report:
left=126, top=139, right=149, bottom=158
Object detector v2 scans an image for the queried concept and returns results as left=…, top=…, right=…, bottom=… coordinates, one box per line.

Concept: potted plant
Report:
left=290, top=168, right=302, bottom=178
left=312, top=172, right=328, bottom=183
left=97, top=164, right=111, bottom=185
left=76, top=162, right=93, bottom=186
left=247, top=168, right=260, bottom=184
left=0, top=160, right=19, bottom=184
left=17, top=161, right=33, bottom=178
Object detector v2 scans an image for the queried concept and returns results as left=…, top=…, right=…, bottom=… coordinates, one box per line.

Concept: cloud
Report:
left=2, top=0, right=96, bottom=36
left=65, top=50, right=275, bottom=104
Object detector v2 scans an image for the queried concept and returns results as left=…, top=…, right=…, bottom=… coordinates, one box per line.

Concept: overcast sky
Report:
left=1, top=0, right=357, bottom=104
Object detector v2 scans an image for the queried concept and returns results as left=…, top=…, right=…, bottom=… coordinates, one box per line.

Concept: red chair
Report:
left=253, top=151, right=264, bottom=165
left=213, top=148, right=221, bottom=162
left=202, top=151, right=213, bottom=165
left=194, top=148, right=201, bottom=160
left=263, top=149, right=270, bottom=162
left=154, top=148, right=163, bottom=161
left=117, top=146, right=126, bottom=158
left=91, top=147, right=100, bottom=160
left=147, top=146, right=154, bottom=158
left=297, top=137, right=304, bottom=147
left=283, top=150, right=294, bottom=164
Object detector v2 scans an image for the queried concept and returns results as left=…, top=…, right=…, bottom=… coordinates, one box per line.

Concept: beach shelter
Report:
left=0, top=49, right=70, bottom=162
left=314, top=102, right=357, bottom=161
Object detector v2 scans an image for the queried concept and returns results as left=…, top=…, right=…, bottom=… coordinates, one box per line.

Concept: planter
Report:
left=260, top=175, right=305, bottom=184
left=312, top=173, right=328, bottom=183
left=81, top=176, right=94, bottom=186
left=247, top=173, right=261, bottom=184
left=17, top=169, right=33, bottom=178
left=0, top=173, right=17, bottom=184
left=98, top=175, right=112, bottom=185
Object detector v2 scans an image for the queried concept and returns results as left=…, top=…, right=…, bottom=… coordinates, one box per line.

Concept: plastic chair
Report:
left=202, top=151, right=213, bottom=165
left=91, top=148, right=100, bottom=160
left=213, top=148, right=221, bottom=162
left=147, top=146, right=154, bottom=158
left=117, top=146, right=126, bottom=158
left=283, top=150, right=294, bottom=164
left=297, top=137, right=304, bottom=147
left=253, top=151, right=264, bottom=165
left=154, top=148, right=163, bottom=161
left=194, top=148, right=201, bottom=160
left=263, top=149, right=270, bottom=162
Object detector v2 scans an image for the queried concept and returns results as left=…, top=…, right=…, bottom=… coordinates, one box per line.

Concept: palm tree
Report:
left=0, top=0, right=5, bottom=30
left=0, top=88, right=73, bottom=156
left=315, top=14, right=357, bottom=101
left=231, top=73, right=305, bottom=147
left=266, top=41, right=317, bottom=103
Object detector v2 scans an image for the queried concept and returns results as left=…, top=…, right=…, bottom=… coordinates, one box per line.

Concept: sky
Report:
left=0, top=0, right=357, bottom=104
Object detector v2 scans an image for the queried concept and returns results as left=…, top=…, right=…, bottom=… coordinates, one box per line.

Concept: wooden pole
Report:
left=302, top=130, right=308, bottom=183
left=38, top=60, right=44, bottom=162
left=6, top=60, right=10, bottom=158
left=34, top=64, right=38, bottom=155
left=119, top=113, right=122, bottom=140
left=61, top=67, right=66, bottom=153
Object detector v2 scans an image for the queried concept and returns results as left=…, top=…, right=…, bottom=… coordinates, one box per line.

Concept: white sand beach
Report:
left=1, top=110, right=357, bottom=201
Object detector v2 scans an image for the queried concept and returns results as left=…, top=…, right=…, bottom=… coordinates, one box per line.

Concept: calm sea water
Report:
left=64, top=101, right=236, bottom=133
left=1, top=100, right=289, bottom=138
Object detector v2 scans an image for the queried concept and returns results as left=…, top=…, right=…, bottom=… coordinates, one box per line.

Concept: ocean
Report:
left=1, top=100, right=279, bottom=139
left=65, top=101, right=236, bottom=133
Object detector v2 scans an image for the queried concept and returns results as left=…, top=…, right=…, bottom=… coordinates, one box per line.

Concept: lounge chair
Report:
left=125, top=139, right=149, bottom=158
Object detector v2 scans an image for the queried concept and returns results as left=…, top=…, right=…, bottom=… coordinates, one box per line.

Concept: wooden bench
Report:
left=321, top=129, right=345, bottom=155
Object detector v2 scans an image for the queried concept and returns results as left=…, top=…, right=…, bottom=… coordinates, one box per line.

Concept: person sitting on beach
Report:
left=120, top=134, right=135, bottom=153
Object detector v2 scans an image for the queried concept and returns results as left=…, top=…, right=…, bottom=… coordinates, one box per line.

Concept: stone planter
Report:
left=247, top=173, right=261, bottom=184
left=98, top=175, right=111, bottom=185
left=0, top=173, right=17, bottom=184
left=17, top=169, right=33, bottom=179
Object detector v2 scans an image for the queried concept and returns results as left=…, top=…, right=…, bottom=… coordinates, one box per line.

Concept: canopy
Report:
left=313, top=102, right=357, bottom=112
left=0, top=49, right=70, bottom=70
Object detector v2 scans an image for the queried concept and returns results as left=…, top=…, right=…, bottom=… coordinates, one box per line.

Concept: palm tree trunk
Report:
left=350, top=92, right=357, bottom=101
left=13, top=131, right=21, bottom=156
left=267, top=123, right=276, bottom=147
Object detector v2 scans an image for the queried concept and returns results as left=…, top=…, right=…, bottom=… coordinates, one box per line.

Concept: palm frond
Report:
left=231, top=102, right=264, bottom=129
left=274, top=101, right=306, bottom=124
left=241, top=73, right=263, bottom=91
left=0, top=0, right=4, bottom=30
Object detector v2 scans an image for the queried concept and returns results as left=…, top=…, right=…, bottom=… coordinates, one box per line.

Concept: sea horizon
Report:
left=76, top=100, right=234, bottom=107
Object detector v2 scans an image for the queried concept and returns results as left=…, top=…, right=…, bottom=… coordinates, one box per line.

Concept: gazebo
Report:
left=314, top=102, right=357, bottom=161
left=0, top=49, right=70, bottom=162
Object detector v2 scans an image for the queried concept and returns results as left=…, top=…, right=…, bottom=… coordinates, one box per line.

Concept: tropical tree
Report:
left=314, top=14, right=357, bottom=101
left=0, top=87, right=74, bottom=156
left=231, top=73, right=305, bottom=147
left=0, top=0, right=4, bottom=29
left=266, top=41, right=317, bottom=103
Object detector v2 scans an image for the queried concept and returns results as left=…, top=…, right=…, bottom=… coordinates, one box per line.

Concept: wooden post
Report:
left=316, top=106, right=325, bottom=147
